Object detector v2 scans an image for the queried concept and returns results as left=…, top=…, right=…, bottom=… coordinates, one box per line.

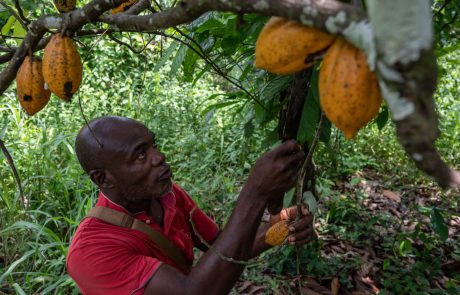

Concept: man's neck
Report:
left=103, top=191, right=164, bottom=226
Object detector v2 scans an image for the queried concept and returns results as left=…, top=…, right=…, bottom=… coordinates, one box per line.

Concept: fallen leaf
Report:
left=331, top=277, right=340, bottom=295
left=383, top=190, right=401, bottom=202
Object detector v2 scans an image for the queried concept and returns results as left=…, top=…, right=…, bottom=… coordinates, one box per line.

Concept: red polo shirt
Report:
left=66, top=183, right=219, bottom=295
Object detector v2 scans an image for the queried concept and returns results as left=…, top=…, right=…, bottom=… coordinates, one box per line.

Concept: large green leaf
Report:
left=170, top=44, right=187, bottom=76
left=183, top=47, right=199, bottom=82
left=375, top=105, right=389, bottom=130
left=13, top=20, right=26, bottom=46
left=297, top=67, right=331, bottom=144
left=430, top=207, right=449, bottom=241
left=260, top=75, right=292, bottom=103
left=1, top=15, right=15, bottom=35
left=154, top=41, right=178, bottom=72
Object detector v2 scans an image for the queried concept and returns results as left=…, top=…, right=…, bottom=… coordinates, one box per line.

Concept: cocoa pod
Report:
left=319, top=37, right=382, bottom=139
left=112, top=0, right=137, bottom=14
left=43, top=34, right=83, bottom=102
left=16, top=56, right=51, bottom=116
left=265, top=220, right=289, bottom=246
left=54, top=0, right=76, bottom=13
left=255, top=17, right=336, bottom=75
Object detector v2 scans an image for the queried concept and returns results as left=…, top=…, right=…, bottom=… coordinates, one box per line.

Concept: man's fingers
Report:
left=272, top=140, right=303, bottom=159
left=279, top=205, right=311, bottom=221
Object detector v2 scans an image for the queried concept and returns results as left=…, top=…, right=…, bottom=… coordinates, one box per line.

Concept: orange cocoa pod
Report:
left=319, top=37, right=382, bottom=140
left=16, top=56, right=51, bottom=116
left=255, top=17, right=336, bottom=75
left=265, top=220, right=289, bottom=246
left=43, top=34, right=83, bottom=101
left=112, top=0, right=138, bottom=14
left=54, top=0, right=76, bottom=13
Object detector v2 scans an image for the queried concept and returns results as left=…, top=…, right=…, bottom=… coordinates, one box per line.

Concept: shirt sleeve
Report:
left=67, top=230, right=162, bottom=295
left=173, top=184, right=220, bottom=247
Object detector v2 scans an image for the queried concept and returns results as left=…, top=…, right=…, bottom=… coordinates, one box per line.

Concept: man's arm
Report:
left=144, top=140, right=304, bottom=295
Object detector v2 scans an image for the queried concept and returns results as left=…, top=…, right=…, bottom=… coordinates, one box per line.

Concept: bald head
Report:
left=75, top=116, right=149, bottom=174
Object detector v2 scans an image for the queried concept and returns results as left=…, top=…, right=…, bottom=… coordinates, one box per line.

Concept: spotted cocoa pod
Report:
left=255, top=17, right=335, bottom=75
left=54, top=0, right=76, bottom=13
left=43, top=34, right=83, bottom=102
left=16, top=56, right=51, bottom=116
left=319, top=37, right=382, bottom=140
left=265, top=220, right=289, bottom=246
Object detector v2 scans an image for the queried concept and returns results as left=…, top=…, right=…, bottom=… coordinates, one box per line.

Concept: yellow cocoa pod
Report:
left=16, top=56, right=51, bottom=116
left=255, top=17, right=336, bottom=75
left=319, top=37, right=382, bottom=140
left=43, top=34, right=83, bottom=101
left=54, top=0, right=76, bottom=13
left=112, top=0, right=138, bottom=14
left=265, top=220, right=289, bottom=246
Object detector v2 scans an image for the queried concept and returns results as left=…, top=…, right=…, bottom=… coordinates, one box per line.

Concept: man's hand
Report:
left=245, top=140, right=305, bottom=201
left=270, top=205, right=316, bottom=246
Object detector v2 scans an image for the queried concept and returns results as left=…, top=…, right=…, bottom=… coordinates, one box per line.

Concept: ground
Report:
left=234, top=169, right=460, bottom=295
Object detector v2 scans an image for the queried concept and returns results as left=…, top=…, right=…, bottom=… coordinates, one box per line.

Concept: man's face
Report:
left=104, top=122, right=173, bottom=202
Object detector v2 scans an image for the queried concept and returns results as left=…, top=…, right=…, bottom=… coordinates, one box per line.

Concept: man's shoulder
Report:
left=68, top=216, right=141, bottom=252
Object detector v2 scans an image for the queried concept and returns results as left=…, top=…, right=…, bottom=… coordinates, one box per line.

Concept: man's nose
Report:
left=151, top=150, right=165, bottom=166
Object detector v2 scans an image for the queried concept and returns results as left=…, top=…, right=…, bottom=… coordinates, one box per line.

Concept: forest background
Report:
left=0, top=0, right=459, bottom=294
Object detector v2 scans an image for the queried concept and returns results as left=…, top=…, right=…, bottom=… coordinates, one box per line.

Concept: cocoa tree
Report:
left=0, top=0, right=459, bottom=191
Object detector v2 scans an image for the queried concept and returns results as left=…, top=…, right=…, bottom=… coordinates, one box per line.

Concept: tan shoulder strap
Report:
left=85, top=206, right=192, bottom=273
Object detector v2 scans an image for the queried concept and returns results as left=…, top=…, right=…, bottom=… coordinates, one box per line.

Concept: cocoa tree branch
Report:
left=0, top=0, right=127, bottom=94
left=124, top=0, right=152, bottom=15
left=0, top=0, right=456, bottom=188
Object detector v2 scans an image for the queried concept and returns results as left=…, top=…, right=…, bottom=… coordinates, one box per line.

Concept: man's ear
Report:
left=89, top=169, right=114, bottom=188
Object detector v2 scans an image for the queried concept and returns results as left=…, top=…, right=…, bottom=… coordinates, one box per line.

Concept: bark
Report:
left=0, top=0, right=458, bottom=188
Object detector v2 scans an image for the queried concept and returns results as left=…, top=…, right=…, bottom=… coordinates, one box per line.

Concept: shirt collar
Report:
left=95, top=190, right=177, bottom=221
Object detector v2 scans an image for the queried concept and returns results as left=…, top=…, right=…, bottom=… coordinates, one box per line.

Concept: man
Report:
left=67, top=116, right=314, bottom=294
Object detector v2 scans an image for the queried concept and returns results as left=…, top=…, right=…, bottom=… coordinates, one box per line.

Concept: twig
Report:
left=76, top=29, right=112, bottom=149
left=433, top=0, right=452, bottom=17
left=294, top=111, right=324, bottom=290
left=0, top=138, right=25, bottom=209
left=171, top=28, right=270, bottom=114
left=13, top=0, right=30, bottom=25
left=296, top=112, right=325, bottom=213
left=0, top=0, right=28, bottom=31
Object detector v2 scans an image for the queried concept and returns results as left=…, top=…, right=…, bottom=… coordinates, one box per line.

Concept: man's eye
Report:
left=138, top=151, right=147, bottom=160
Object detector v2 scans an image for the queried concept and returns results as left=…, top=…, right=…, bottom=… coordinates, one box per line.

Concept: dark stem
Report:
left=0, top=138, right=25, bottom=208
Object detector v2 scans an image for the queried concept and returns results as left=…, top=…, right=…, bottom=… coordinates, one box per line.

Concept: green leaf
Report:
left=302, top=191, right=317, bottom=214
left=221, top=35, right=240, bottom=56
left=183, top=47, right=199, bottom=82
left=201, top=100, right=240, bottom=117
left=154, top=41, right=178, bottom=72
left=430, top=207, right=449, bottom=241
left=170, top=44, right=187, bottom=76
left=1, top=15, right=15, bottom=35
left=283, top=187, right=295, bottom=208
left=260, top=75, right=292, bottom=103
left=244, top=120, right=254, bottom=138
left=319, top=116, right=331, bottom=143
left=297, top=91, right=320, bottom=145
left=13, top=20, right=26, bottom=46
left=297, top=67, right=331, bottom=144
left=200, top=35, right=215, bottom=52
left=194, top=18, right=225, bottom=33
left=375, top=106, right=389, bottom=130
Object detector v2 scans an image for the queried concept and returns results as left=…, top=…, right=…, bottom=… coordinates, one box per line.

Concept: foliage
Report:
left=0, top=0, right=459, bottom=294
